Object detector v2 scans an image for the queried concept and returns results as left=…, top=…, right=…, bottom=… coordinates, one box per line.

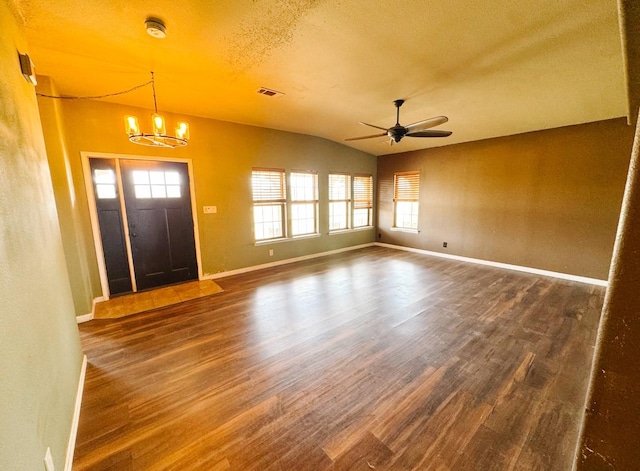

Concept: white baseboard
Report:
left=77, top=296, right=105, bottom=323
left=375, top=242, right=608, bottom=286
left=65, top=354, right=87, bottom=471
left=76, top=313, right=93, bottom=323
left=202, top=243, right=376, bottom=280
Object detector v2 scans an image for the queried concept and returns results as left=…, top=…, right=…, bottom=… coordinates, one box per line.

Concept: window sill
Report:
left=329, top=226, right=374, bottom=235
left=255, top=237, right=288, bottom=246
left=254, top=233, right=321, bottom=246
left=292, top=233, right=321, bottom=241
left=390, top=227, right=419, bottom=234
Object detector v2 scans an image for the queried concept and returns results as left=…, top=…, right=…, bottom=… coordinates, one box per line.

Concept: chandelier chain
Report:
left=36, top=77, right=153, bottom=100
left=150, top=72, right=158, bottom=113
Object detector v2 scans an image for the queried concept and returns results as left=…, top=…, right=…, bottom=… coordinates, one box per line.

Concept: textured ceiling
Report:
left=12, top=0, right=628, bottom=155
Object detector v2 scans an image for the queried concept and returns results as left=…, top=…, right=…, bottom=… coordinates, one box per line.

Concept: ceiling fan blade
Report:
left=359, top=122, right=388, bottom=131
left=406, top=130, right=452, bottom=138
left=405, top=116, right=449, bottom=132
left=345, top=132, right=388, bottom=141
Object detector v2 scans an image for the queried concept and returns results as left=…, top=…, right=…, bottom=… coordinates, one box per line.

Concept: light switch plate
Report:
left=203, top=206, right=217, bottom=214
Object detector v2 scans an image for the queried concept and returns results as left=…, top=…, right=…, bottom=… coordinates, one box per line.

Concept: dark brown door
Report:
left=89, top=158, right=133, bottom=295
left=120, top=160, right=198, bottom=291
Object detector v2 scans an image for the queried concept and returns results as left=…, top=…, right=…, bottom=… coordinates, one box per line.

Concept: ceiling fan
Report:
left=345, top=99, right=452, bottom=145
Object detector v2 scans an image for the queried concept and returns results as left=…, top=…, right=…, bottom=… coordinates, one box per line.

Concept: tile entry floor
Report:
left=94, top=280, right=223, bottom=319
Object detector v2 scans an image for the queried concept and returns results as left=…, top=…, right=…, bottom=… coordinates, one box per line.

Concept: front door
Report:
left=120, top=159, right=198, bottom=291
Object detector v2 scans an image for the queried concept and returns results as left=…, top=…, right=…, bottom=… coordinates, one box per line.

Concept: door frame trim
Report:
left=81, top=151, right=203, bottom=300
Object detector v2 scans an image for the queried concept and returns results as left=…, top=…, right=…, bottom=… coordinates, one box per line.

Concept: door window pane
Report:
left=96, top=184, right=117, bottom=199
left=94, top=169, right=117, bottom=199
left=94, top=169, right=115, bottom=184
left=133, top=170, right=181, bottom=199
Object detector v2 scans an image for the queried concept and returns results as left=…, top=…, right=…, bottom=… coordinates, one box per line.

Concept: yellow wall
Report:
left=37, top=95, right=377, bottom=314
left=377, top=118, right=634, bottom=280
left=0, top=3, right=84, bottom=469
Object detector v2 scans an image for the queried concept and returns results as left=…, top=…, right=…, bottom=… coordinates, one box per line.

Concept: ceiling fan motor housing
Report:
left=388, top=124, right=408, bottom=142
left=345, top=98, right=451, bottom=143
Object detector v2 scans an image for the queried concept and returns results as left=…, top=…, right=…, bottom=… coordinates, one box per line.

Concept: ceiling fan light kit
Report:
left=346, top=99, right=452, bottom=145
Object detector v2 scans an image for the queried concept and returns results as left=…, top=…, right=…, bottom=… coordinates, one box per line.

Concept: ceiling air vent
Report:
left=257, top=87, right=284, bottom=97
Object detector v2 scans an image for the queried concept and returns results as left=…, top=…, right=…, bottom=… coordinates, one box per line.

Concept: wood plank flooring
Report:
left=73, top=246, right=604, bottom=470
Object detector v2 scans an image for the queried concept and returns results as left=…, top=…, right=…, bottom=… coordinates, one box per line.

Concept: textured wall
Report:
left=36, top=97, right=376, bottom=312
left=37, top=76, right=98, bottom=317
left=0, top=2, right=84, bottom=470
left=377, top=119, right=634, bottom=280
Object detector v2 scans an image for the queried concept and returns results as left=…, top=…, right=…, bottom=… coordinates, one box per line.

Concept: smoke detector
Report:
left=145, top=18, right=166, bottom=39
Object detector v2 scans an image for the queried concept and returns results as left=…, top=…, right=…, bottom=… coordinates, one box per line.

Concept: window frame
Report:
left=328, top=173, right=352, bottom=232
left=289, top=170, right=319, bottom=237
left=393, top=171, right=420, bottom=231
left=353, top=173, right=374, bottom=228
left=251, top=168, right=287, bottom=242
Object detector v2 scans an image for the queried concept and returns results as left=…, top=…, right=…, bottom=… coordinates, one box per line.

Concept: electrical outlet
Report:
left=203, top=206, right=217, bottom=214
left=443, top=242, right=448, bottom=248
left=44, top=447, right=54, bottom=471
left=269, top=249, right=274, bottom=256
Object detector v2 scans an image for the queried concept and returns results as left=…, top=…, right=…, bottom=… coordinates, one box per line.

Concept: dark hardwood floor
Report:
left=73, top=246, right=604, bottom=470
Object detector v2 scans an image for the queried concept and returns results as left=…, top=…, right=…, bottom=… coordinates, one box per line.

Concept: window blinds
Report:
left=329, top=174, right=350, bottom=201
left=393, top=172, right=419, bottom=201
left=354, top=174, right=373, bottom=209
left=252, top=168, right=286, bottom=202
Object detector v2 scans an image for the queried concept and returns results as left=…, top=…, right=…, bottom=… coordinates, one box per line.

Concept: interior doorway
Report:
left=85, top=154, right=201, bottom=298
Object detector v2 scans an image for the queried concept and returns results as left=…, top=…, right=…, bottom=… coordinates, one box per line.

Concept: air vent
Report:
left=257, top=87, right=284, bottom=97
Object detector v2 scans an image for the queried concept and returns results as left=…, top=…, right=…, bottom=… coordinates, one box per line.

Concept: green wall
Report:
left=37, top=76, right=98, bottom=318
left=0, top=3, right=84, bottom=470
left=37, top=96, right=377, bottom=315
left=377, top=118, right=634, bottom=280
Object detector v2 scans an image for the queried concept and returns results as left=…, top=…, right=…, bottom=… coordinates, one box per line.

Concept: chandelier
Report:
left=124, top=72, right=189, bottom=148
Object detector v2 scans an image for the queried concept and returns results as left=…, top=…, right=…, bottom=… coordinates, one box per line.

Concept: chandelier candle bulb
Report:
left=152, top=113, right=166, bottom=135
left=176, top=122, right=190, bottom=140
left=125, top=116, right=140, bottom=135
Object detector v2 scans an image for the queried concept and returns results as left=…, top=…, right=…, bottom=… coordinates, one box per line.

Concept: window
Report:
left=290, top=171, right=318, bottom=236
left=329, top=173, right=351, bottom=231
left=93, top=169, right=117, bottom=199
left=394, top=171, right=419, bottom=230
left=252, top=168, right=286, bottom=241
left=132, top=170, right=181, bottom=199
left=353, top=174, right=373, bottom=228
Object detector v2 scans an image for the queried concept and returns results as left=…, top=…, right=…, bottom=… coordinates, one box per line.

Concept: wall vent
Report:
left=257, top=87, right=284, bottom=97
